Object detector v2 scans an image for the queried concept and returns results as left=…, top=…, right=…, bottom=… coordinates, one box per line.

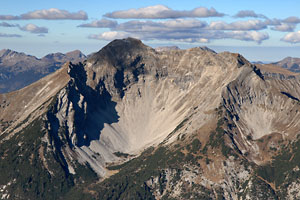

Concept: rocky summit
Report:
left=1, top=38, right=300, bottom=199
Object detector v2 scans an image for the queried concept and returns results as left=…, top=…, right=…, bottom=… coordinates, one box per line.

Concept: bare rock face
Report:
left=1, top=38, right=300, bottom=199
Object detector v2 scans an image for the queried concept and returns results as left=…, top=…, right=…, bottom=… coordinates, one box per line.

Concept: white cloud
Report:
left=0, top=33, right=21, bottom=37
left=163, top=19, right=208, bottom=28
left=271, top=23, right=296, bottom=32
left=20, top=24, right=48, bottom=34
left=234, top=10, right=267, bottom=19
left=224, top=31, right=269, bottom=44
left=78, top=19, right=117, bottom=28
left=208, top=20, right=267, bottom=30
left=104, top=5, right=224, bottom=19
left=21, top=8, right=88, bottom=20
left=283, top=16, right=300, bottom=24
left=281, top=31, right=300, bottom=43
left=88, top=31, right=130, bottom=40
left=0, top=8, right=88, bottom=20
left=263, top=18, right=282, bottom=26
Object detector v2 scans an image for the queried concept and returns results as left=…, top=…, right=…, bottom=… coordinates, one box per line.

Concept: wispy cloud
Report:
left=281, top=31, right=300, bottom=43
left=19, top=24, right=48, bottom=34
left=104, top=5, right=224, bottom=19
left=78, top=19, right=117, bottom=28
left=0, top=33, right=22, bottom=37
left=0, top=8, right=88, bottom=20
left=0, top=22, right=18, bottom=27
left=234, top=10, right=267, bottom=19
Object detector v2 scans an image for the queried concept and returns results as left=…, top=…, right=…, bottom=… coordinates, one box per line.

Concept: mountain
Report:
left=41, top=50, right=86, bottom=64
left=155, top=46, right=180, bottom=52
left=0, top=49, right=86, bottom=94
left=272, top=56, right=300, bottom=73
left=1, top=38, right=300, bottom=199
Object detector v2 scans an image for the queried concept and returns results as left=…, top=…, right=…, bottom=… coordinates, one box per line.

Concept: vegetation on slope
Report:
left=0, top=116, right=97, bottom=200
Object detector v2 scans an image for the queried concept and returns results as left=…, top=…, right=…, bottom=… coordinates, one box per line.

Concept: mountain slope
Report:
left=0, top=49, right=86, bottom=94
left=1, top=38, right=300, bottom=199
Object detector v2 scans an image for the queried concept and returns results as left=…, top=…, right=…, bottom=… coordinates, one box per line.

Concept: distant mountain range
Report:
left=155, top=46, right=180, bottom=52
left=272, top=57, right=300, bottom=73
left=0, top=49, right=86, bottom=93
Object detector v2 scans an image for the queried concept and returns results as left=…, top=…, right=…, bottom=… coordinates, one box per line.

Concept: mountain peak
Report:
left=104, top=37, right=145, bottom=51
left=0, top=49, right=11, bottom=55
left=0, top=49, right=24, bottom=58
left=66, top=49, right=82, bottom=55
left=89, top=37, right=150, bottom=64
left=65, top=50, right=86, bottom=60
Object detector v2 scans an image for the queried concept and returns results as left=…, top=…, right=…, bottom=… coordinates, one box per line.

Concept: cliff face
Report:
left=1, top=38, right=300, bottom=199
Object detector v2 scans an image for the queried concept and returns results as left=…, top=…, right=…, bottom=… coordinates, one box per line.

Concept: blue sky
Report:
left=1, top=0, right=300, bottom=61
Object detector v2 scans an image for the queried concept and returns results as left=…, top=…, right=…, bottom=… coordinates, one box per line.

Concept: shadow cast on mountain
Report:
left=66, top=62, right=119, bottom=147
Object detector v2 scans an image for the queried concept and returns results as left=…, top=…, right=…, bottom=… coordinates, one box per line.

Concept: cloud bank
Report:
left=87, top=19, right=269, bottom=44
left=79, top=5, right=300, bottom=44
left=81, top=18, right=271, bottom=44
left=2, top=5, right=300, bottom=45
